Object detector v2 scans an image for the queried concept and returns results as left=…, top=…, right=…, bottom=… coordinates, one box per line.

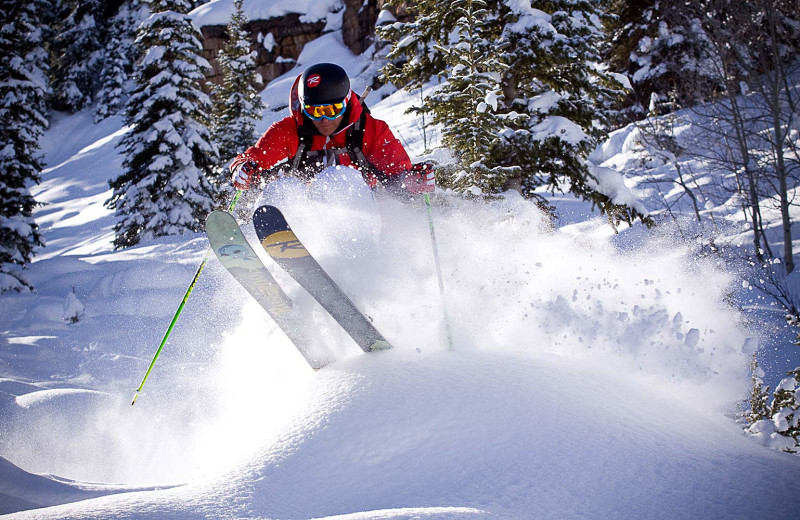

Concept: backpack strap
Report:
left=292, top=134, right=313, bottom=171
left=344, top=108, right=394, bottom=186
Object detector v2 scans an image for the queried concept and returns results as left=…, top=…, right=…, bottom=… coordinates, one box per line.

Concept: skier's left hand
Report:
left=403, top=163, right=435, bottom=194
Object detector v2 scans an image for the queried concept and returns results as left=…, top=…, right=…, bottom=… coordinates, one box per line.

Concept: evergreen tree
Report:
left=210, top=0, right=263, bottom=198
left=747, top=355, right=771, bottom=426
left=50, top=0, right=105, bottom=112
left=380, top=1, right=648, bottom=225
left=747, top=366, right=800, bottom=454
left=107, top=0, right=218, bottom=249
left=378, top=0, right=461, bottom=119
left=429, top=0, right=510, bottom=193
left=497, top=0, right=644, bottom=224
left=95, top=0, right=145, bottom=122
left=94, top=33, right=132, bottom=121
left=606, top=0, right=722, bottom=118
left=769, top=368, right=800, bottom=453
left=378, top=0, right=458, bottom=152
left=0, top=0, right=48, bottom=292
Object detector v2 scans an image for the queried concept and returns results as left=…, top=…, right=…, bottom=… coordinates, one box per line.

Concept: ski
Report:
left=252, top=205, right=392, bottom=353
left=205, top=210, right=335, bottom=369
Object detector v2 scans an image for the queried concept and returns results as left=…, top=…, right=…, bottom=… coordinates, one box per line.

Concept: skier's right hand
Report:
left=231, top=160, right=261, bottom=190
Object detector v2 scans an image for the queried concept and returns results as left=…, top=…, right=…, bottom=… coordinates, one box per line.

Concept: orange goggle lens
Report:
left=303, top=101, right=346, bottom=120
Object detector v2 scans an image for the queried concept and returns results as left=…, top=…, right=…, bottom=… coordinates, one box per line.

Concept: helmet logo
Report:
left=306, top=74, right=321, bottom=88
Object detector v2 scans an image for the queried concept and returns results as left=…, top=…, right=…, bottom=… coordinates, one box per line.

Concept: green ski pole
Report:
left=131, top=190, right=242, bottom=405
left=423, top=193, right=454, bottom=351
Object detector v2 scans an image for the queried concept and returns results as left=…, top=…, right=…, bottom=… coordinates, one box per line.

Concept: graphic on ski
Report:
left=206, top=210, right=335, bottom=369
left=253, top=205, right=392, bottom=353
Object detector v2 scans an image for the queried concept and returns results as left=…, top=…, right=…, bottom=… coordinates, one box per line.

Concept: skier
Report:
left=229, top=62, right=434, bottom=196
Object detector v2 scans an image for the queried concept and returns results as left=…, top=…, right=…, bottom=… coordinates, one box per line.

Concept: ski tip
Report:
left=205, top=209, right=233, bottom=228
left=253, top=205, right=290, bottom=239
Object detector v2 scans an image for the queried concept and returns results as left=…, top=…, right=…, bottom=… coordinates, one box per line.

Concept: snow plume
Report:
left=0, top=266, right=261, bottom=485
left=0, top=226, right=312, bottom=486
left=252, top=169, right=750, bottom=412
left=2, top=169, right=752, bottom=492
left=404, top=198, right=745, bottom=409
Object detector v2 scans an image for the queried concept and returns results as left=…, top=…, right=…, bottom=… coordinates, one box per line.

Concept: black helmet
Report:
left=299, top=63, right=350, bottom=105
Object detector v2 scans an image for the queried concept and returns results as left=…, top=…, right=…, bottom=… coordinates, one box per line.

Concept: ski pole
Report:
left=423, top=193, right=454, bottom=351
left=131, top=190, right=243, bottom=405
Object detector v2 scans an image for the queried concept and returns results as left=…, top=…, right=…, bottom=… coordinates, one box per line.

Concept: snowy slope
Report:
left=6, top=351, right=800, bottom=519
left=2, top=30, right=800, bottom=520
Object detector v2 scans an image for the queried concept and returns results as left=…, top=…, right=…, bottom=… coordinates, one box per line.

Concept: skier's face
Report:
left=312, top=114, right=343, bottom=136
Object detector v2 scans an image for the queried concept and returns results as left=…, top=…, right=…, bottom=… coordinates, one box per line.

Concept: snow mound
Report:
left=15, top=389, right=105, bottom=409
left=9, top=350, right=800, bottom=519
left=0, top=456, right=154, bottom=515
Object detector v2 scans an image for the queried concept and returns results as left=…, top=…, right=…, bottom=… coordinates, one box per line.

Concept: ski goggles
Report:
left=302, top=100, right=347, bottom=120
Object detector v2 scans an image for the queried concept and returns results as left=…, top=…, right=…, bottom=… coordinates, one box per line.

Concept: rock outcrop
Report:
left=199, top=0, right=408, bottom=90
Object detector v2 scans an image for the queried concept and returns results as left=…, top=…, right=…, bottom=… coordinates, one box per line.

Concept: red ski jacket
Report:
left=231, top=74, right=411, bottom=187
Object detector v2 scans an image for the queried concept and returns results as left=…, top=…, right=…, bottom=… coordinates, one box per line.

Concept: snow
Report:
left=530, top=115, right=588, bottom=145
left=189, top=0, right=342, bottom=28
left=2, top=23, right=800, bottom=520
left=527, top=90, right=561, bottom=113
left=747, top=418, right=799, bottom=453
left=375, top=9, right=396, bottom=27
left=0, top=456, right=158, bottom=514
left=261, top=32, right=276, bottom=52
left=586, top=164, right=649, bottom=215
left=504, top=5, right=553, bottom=35
left=15, top=389, right=104, bottom=409
left=3, top=352, right=799, bottom=518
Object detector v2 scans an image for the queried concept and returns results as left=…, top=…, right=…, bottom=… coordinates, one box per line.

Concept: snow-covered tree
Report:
left=606, top=0, right=722, bottom=119
left=380, top=1, right=647, bottom=225
left=496, top=0, right=644, bottom=225
left=747, top=355, right=771, bottom=426
left=63, top=286, right=85, bottom=323
left=0, top=0, right=49, bottom=292
left=429, top=0, right=510, bottom=194
left=378, top=0, right=458, bottom=98
left=95, top=0, right=145, bottom=122
left=378, top=0, right=462, bottom=152
left=107, top=0, right=218, bottom=249
left=210, top=0, right=264, bottom=197
left=770, top=369, right=800, bottom=452
left=94, top=34, right=132, bottom=122
left=748, top=367, right=800, bottom=455
left=50, top=0, right=105, bottom=112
